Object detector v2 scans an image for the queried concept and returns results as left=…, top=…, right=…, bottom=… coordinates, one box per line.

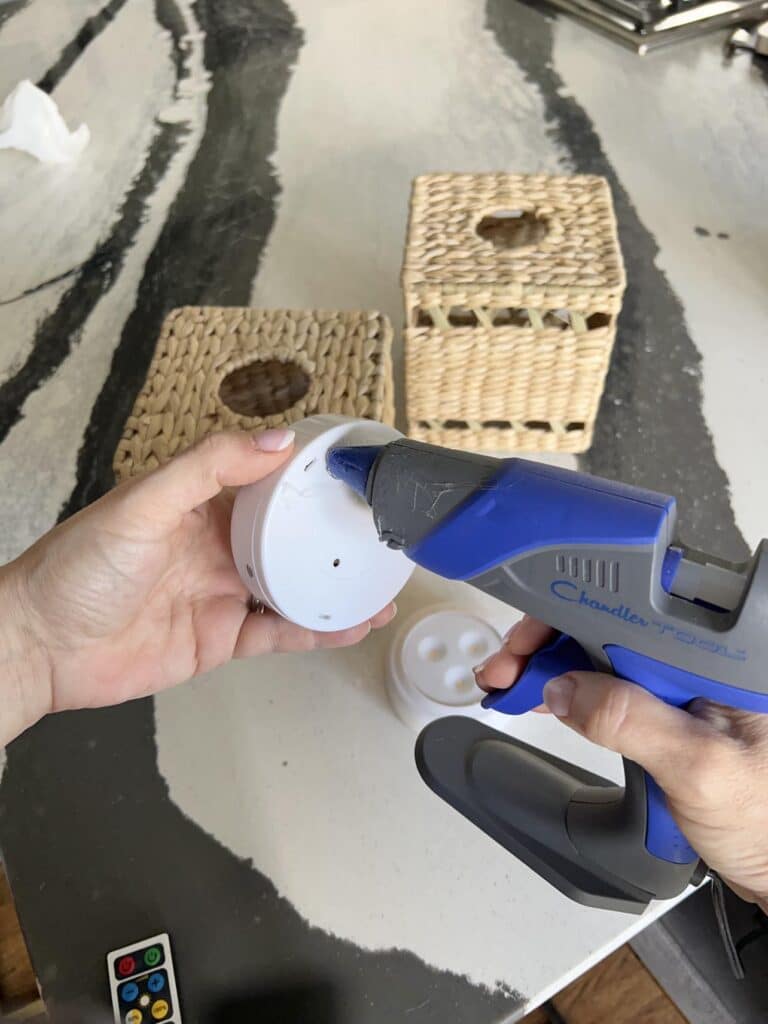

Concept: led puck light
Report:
left=387, top=605, right=515, bottom=731
left=231, top=415, right=415, bottom=632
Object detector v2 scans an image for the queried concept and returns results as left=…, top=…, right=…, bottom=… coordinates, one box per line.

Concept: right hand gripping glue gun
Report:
left=326, top=437, right=768, bottom=912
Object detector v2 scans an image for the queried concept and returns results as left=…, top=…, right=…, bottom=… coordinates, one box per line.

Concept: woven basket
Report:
left=113, top=307, right=394, bottom=481
left=402, top=173, right=625, bottom=452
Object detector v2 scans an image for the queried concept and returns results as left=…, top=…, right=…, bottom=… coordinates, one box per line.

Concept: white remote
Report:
left=106, top=933, right=181, bottom=1024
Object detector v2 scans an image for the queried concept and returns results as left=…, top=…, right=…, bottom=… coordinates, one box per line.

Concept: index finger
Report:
left=474, top=615, right=555, bottom=691
left=118, top=429, right=295, bottom=532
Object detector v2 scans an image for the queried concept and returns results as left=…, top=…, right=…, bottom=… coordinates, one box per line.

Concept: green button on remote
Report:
left=144, top=947, right=162, bottom=967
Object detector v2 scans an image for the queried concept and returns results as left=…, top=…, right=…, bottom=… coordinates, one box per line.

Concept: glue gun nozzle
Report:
left=325, top=445, right=382, bottom=501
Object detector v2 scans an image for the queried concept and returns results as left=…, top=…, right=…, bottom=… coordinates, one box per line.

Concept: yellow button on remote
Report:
left=151, top=999, right=169, bottom=1020
left=126, top=1010, right=142, bottom=1024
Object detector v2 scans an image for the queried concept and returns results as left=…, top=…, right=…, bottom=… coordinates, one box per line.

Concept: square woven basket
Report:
left=113, top=307, right=394, bottom=482
left=402, top=173, right=626, bottom=453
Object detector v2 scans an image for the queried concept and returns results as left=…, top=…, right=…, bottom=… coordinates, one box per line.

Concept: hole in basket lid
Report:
left=220, top=359, right=310, bottom=417
left=476, top=209, right=548, bottom=251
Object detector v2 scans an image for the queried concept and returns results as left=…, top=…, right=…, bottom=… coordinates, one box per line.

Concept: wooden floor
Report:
left=0, top=864, right=686, bottom=1023
left=521, top=944, right=689, bottom=1024
left=0, top=869, right=44, bottom=1020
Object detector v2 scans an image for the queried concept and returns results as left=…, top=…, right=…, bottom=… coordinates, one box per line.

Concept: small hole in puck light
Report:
left=459, top=632, right=488, bottom=659
left=304, top=459, right=316, bottom=472
left=246, top=564, right=254, bottom=578
left=418, top=637, right=447, bottom=662
left=444, top=666, right=475, bottom=693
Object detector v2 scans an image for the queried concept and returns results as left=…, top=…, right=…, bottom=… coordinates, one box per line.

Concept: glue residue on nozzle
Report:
left=325, top=444, right=381, bottom=500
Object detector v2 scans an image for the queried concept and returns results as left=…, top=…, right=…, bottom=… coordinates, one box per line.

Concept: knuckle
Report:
left=264, top=620, right=283, bottom=654
left=193, top=432, right=227, bottom=490
left=197, top=431, right=227, bottom=459
left=581, top=682, right=632, bottom=747
left=691, top=733, right=732, bottom=774
left=684, top=736, right=737, bottom=806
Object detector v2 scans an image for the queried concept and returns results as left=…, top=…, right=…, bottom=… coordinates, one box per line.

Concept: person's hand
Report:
left=0, top=429, right=396, bottom=741
left=475, top=615, right=768, bottom=912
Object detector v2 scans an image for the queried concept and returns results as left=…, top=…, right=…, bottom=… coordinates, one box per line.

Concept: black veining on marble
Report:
left=0, top=0, right=27, bottom=30
left=1, top=1, right=523, bottom=1021
left=487, top=0, right=749, bottom=564
left=36, top=0, right=130, bottom=94
left=0, top=0, right=190, bottom=437
left=0, top=121, right=188, bottom=443
left=0, top=257, right=111, bottom=309
left=58, top=0, right=307, bottom=518
left=0, top=0, right=192, bottom=442
left=694, top=227, right=729, bottom=240
left=1, top=706, right=521, bottom=1024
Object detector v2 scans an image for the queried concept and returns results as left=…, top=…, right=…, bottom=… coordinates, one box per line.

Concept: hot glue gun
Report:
left=326, top=438, right=768, bottom=912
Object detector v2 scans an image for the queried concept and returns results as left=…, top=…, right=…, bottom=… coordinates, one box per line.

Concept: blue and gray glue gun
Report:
left=327, top=438, right=768, bottom=912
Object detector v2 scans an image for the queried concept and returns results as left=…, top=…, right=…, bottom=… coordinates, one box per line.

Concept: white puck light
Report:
left=387, top=605, right=505, bottom=731
left=231, top=415, right=415, bottom=632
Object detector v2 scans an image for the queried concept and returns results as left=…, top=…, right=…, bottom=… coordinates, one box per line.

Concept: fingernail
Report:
left=373, top=602, right=397, bottom=628
left=255, top=428, right=295, bottom=452
left=473, top=655, right=492, bottom=678
left=543, top=676, right=575, bottom=718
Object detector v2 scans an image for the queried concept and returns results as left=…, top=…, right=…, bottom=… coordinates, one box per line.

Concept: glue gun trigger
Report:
left=481, top=633, right=594, bottom=716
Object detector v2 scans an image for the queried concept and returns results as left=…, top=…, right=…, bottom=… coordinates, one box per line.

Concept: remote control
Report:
left=106, top=933, right=181, bottom=1024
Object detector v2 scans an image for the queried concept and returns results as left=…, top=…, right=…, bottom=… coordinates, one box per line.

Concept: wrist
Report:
left=0, top=559, right=53, bottom=743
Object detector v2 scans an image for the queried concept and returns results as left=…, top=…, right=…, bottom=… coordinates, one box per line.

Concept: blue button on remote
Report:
left=148, top=973, right=165, bottom=994
left=120, top=982, right=139, bottom=1003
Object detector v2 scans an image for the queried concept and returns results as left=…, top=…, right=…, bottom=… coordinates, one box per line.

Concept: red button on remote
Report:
left=118, top=956, right=136, bottom=977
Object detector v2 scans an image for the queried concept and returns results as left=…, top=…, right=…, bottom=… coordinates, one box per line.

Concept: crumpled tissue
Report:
left=0, top=79, right=90, bottom=163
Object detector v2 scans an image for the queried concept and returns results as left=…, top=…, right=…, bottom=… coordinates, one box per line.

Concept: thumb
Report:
left=119, top=428, right=295, bottom=527
left=542, top=672, right=727, bottom=803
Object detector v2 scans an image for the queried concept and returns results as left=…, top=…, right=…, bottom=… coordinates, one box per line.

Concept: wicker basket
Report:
left=113, top=307, right=394, bottom=481
left=402, top=173, right=625, bottom=452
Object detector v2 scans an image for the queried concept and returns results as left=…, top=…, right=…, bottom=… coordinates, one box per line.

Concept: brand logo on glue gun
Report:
left=550, top=580, right=648, bottom=624
left=550, top=580, right=747, bottom=662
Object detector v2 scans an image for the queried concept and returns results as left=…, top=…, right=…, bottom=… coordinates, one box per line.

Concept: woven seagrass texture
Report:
left=405, top=325, right=613, bottom=452
left=402, top=173, right=625, bottom=452
left=114, top=307, right=394, bottom=481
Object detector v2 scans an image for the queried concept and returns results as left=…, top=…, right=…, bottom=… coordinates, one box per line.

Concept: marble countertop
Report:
left=1, top=1, right=767, bottom=1021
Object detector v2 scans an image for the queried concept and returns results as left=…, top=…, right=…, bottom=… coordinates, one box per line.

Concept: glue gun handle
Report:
left=481, top=634, right=699, bottom=866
